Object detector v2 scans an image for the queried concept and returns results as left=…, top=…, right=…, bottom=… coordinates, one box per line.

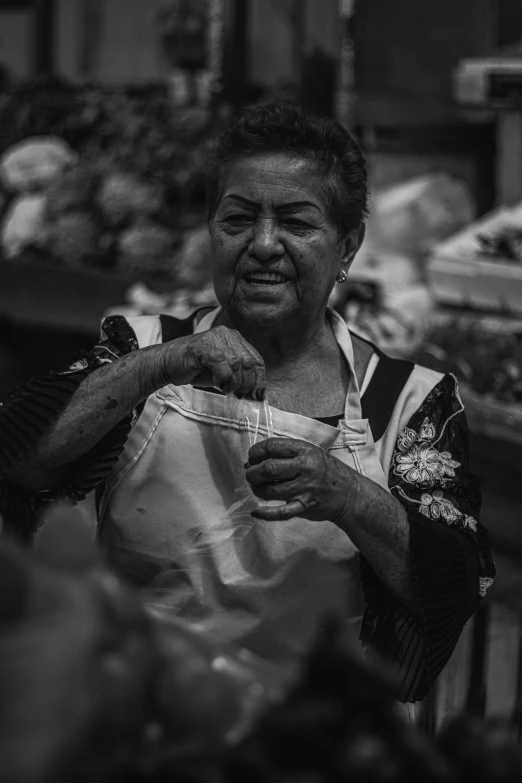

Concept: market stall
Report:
left=1, top=56, right=522, bottom=744
left=0, top=77, right=220, bottom=393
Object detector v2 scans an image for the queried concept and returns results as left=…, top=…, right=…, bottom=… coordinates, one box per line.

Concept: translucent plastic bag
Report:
left=227, top=393, right=276, bottom=503
left=199, top=395, right=286, bottom=549
left=149, top=608, right=296, bottom=746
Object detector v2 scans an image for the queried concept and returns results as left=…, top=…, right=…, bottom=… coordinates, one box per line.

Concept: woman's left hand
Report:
left=245, top=438, right=360, bottom=523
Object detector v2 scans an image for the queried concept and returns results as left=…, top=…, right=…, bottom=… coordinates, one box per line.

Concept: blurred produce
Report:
left=0, top=137, right=77, bottom=193
left=227, top=621, right=522, bottom=783
left=49, top=212, right=100, bottom=269
left=45, top=164, right=98, bottom=218
left=368, top=174, right=476, bottom=260
left=0, top=505, right=292, bottom=783
left=477, top=227, right=522, bottom=262
left=0, top=78, right=219, bottom=287
left=175, top=224, right=213, bottom=290
left=1, top=194, right=47, bottom=259
left=414, top=314, right=522, bottom=404
left=226, top=622, right=425, bottom=783
left=96, top=172, right=164, bottom=228
left=428, top=202, right=522, bottom=314
left=2, top=506, right=522, bottom=781
left=438, top=717, right=522, bottom=783
left=117, top=219, right=180, bottom=277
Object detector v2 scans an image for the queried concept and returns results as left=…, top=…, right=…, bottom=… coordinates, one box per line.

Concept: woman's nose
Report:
left=249, top=219, right=284, bottom=261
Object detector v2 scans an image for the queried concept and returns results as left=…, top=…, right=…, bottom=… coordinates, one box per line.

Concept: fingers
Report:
left=248, top=345, right=267, bottom=401
left=248, top=438, right=308, bottom=465
left=250, top=480, right=303, bottom=502
left=214, top=352, right=243, bottom=394
left=251, top=499, right=309, bottom=521
left=232, top=337, right=266, bottom=400
left=234, top=352, right=257, bottom=396
left=189, top=328, right=266, bottom=400
left=245, top=457, right=303, bottom=486
left=199, top=349, right=239, bottom=391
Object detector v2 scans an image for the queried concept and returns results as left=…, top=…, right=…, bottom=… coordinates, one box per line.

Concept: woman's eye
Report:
left=224, top=214, right=252, bottom=225
left=283, top=218, right=310, bottom=229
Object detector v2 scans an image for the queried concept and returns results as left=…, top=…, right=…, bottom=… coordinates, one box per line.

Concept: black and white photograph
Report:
left=0, top=2, right=521, bottom=781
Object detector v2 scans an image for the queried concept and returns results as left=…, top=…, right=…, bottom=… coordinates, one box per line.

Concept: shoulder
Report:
left=101, top=314, right=163, bottom=350
left=401, top=371, right=463, bottom=431
left=387, top=368, right=461, bottom=452
left=352, top=330, right=448, bottom=445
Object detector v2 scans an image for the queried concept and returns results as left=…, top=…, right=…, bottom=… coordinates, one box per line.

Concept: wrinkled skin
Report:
left=210, top=152, right=364, bottom=343
left=207, top=152, right=365, bottom=520
left=164, top=323, right=266, bottom=398
left=245, top=437, right=360, bottom=523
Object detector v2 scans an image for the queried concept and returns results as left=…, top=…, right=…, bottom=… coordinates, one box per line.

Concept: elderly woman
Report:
left=0, top=103, right=494, bottom=702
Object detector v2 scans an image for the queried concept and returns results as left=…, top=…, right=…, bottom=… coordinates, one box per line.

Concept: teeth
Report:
left=247, top=273, right=287, bottom=283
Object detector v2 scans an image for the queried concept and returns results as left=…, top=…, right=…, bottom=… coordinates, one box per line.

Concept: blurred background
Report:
left=1, top=0, right=522, bottom=733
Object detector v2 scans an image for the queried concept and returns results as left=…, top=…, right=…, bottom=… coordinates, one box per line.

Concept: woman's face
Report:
left=209, top=153, right=363, bottom=331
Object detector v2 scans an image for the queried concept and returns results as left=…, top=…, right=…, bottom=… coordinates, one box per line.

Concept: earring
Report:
left=336, top=271, right=349, bottom=284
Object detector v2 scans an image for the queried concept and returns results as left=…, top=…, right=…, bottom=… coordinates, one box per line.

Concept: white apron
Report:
left=98, top=308, right=391, bottom=662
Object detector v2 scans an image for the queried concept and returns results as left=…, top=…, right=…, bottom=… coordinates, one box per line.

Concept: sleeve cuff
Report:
left=59, top=415, right=134, bottom=501
left=359, top=512, right=480, bottom=703
left=0, top=370, right=134, bottom=540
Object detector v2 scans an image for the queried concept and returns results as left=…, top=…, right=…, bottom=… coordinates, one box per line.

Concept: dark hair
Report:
left=205, top=101, right=369, bottom=236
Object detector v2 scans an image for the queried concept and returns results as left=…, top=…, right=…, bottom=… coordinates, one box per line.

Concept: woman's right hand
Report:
left=161, top=326, right=267, bottom=400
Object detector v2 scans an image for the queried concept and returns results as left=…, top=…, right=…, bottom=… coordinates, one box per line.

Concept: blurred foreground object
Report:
left=226, top=622, right=522, bottom=783
left=0, top=506, right=520, bottom=782
left=0, top=504, right=291, bottom=783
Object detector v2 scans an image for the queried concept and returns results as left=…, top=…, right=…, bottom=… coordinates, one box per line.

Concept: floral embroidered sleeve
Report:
left=0, top=316, right=140, bottom=542
left=359, top=373, right=495, bottom=703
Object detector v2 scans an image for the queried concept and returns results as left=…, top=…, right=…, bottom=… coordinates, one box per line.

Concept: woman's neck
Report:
left=219, top=310, right=335, bottom=370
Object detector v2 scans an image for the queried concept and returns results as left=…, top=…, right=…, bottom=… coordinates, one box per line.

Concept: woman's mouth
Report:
left=244, top=272, right=288, bottom=286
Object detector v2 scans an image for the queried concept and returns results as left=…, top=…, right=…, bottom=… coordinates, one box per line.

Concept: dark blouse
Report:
left=0, top=314, right=495, bottom=703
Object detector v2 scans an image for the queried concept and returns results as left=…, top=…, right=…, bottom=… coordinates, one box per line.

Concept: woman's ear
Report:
left=340, top=222, right=366, bottom=274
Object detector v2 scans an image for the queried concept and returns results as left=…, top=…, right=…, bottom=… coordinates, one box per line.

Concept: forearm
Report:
left=335, top=475, right=418, bottom=614
left=7, top=344, right=168, bottom=491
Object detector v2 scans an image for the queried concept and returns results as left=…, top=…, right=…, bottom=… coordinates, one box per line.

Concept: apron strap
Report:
left=158, top=311, right=415, bottom=442
left=361, top=354, right=414, bottom=442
